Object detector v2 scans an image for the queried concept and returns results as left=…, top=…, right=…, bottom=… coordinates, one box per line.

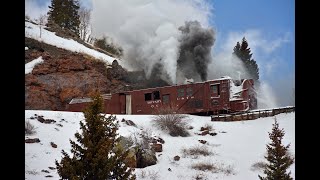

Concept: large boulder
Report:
left=136, top=149, right=157, bottom=168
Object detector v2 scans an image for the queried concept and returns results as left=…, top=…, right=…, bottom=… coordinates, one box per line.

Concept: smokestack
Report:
left=176, top=21, right=215, bottom=84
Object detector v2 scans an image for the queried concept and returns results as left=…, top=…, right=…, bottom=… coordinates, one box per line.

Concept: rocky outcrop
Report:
left=25, top=41, right=115, bottom=110
left=25, top=37, right=170, bottom=111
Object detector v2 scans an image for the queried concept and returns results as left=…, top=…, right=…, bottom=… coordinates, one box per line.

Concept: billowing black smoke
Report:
left=177, top=21, right=215, bottom=83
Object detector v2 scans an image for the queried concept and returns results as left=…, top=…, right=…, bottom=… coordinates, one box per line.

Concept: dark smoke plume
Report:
left=177, top=21, right=215, bottom=83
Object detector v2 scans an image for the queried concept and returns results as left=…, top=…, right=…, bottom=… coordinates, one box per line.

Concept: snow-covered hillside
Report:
left=25, top=110, right=295, bottom=180
left=25, top=21, right=115, bottom=65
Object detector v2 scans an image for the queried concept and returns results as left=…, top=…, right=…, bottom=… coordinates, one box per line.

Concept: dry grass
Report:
left=251, top=161, right=267, bottom=171
left=191, top=162, right=217, bottom=172
left=191, top=162, right=236, bottom=175
left=25, top=121, right=36, bottom=135
left=182, top=146, right=213, bottom=158
left=138, top=170, right=159, bottom=180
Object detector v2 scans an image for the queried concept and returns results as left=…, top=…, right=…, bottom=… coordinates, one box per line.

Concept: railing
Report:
left=211, top=106, right=295, bottom=121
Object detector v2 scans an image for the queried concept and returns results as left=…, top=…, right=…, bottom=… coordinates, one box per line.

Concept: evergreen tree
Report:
left=233, top=37, right=260, bottom=82
left=55, top=92, right=136, bottom=180
left=259, top=118, right=294, bottom=180
left=47, top=0, right=81, bottom=35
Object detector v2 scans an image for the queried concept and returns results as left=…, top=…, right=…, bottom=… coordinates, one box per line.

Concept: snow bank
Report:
left=25, top=56, right=44, bottom=74
left=25, top=110, right=294, bottom=180
left=25, top=22, right=115, bottom=64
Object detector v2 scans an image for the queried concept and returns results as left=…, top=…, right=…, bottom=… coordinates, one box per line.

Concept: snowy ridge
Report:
left=25, top=21, right=116, bottom=65
left=25, top=110, right=295, bottom=180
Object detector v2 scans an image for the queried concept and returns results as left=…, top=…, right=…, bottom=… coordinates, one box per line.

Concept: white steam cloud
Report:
left=208, top=29, right=294, bottom=107
left=91, top=0, right=213, bottom=84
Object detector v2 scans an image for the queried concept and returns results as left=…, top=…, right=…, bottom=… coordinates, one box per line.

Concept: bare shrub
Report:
left=192, top=162, right=217, bottom=172
left=153, top=105, right=190, bottom=137
left=203, top=123, right=213, bottom=131
left=219, top=164, right=236, bottom=175
left=147, top=170, right=159, bottom=180
left=25, top=121, right=36, bottom=135
left=139, top=170, right=146, bottom=179
left=140, top=129, right=153, bottom=149
left=26, top=169, right=38, bottom=175
left=193, top=173, right=207, bottom=180
left=182, top=146, right=213, bottom=158
left=192, top=162, right=236, bottom=175
left=251, top=161, right=267, bottom=171
left=138, top=169, right=159, bottom=180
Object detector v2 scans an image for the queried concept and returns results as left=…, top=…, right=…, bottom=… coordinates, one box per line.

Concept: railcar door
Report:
left=119, top=94, right=126, bottom=114
left=126, top=94, right=132, bottom=115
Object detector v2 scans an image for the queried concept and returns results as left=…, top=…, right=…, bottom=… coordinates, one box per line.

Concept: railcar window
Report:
left=153, top=91, right=160, bottom=100
left=210, top=84, right=220, bottom=95
left=163, top=94, right=169, bottom=104
left=186, top=87, right=193, bottom=96
left=178, top=88, right=185, bottom=97
left=145, top=93, right=152, bottom=101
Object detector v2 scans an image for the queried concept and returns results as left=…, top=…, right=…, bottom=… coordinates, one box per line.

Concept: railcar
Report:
left=67, top=76, right=257, bottom=115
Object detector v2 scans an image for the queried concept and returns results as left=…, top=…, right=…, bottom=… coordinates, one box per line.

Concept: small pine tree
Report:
left=55, top=92, right=136, bottom=180
left=259, top=118, right=294, bottom=180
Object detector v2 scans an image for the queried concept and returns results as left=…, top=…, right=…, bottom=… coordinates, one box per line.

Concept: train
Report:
left=67, top=76, right=257, bottom=115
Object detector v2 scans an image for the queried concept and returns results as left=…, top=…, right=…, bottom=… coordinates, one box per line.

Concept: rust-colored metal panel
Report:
left=67, top=78, right=257, bottom=115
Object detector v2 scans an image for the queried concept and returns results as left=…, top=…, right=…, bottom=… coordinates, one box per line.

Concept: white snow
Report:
left=25, top=21, right=116, bottom=65
left=25, top=110, right=295, bottom=180
left=229, top=79, right=244, bottom=101
left=25, top=56, right=44, bottom=74
left=25, top=47, right=29, bottom=51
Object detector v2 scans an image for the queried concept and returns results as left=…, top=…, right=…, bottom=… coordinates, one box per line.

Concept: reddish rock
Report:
left=125, top=120, right=136, bottom=127
left=59, top=88, right=82, bottom=102
left=57, top=58, right=86, bottom=73
left=200, top=127, right=209, bottom=131
left=42, top=170, right=50, bottom=173
left=157, top=137, right=165, bottom=144
left=151, top=143, right=163, bottom=152
left=200, top=130, right=210, bottom=136
left=37, top=117, right=56, bottom=124
left=198, top=140, right=207, bottom=144
left=25, top=138, right=40, bottom=143
left=210, top=132, right=217, bottom=136
left=174, top=155, right=180, bottom=161
left=50, top=142, right=57, bottom=148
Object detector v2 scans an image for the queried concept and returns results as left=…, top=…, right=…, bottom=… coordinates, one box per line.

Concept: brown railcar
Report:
left=67, top=77, right=257, bottom=115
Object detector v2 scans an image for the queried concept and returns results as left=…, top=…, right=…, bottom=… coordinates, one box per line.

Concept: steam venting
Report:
left=176, top=21, right=215, bottom=84
left=91, top=0, right=213, bottom=86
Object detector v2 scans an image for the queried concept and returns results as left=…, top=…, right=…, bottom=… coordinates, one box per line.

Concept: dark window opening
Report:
left=163, top=94, right=170, bottom=104
left=187, top=99, right=203, bottom=108
left=144, top=93, right=152, bottom=101
left=186, top=87, right=193, bottom=96
left=153, top=91, right=160, bottom=100
left=178, top=88, right=185, bottom=97
left=211, top=100, right=219, bottom=106
left=210, top=84, right=220, bottom=95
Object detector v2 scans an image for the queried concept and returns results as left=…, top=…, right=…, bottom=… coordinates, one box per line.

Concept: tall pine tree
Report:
left=55, top=92, right=136, bottom=180
left=47, top=0, right=81, bottom=36
left=233, top=37, right=260, bottom=82
left=258, top=118, right=294, bottom=180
